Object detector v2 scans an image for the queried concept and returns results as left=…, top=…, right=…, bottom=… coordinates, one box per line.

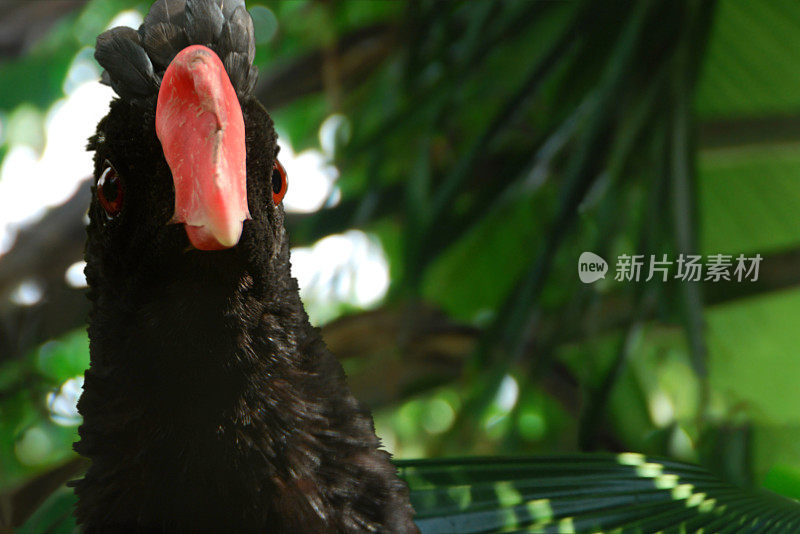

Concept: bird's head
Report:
left=87, top=0, right=285, bottom=288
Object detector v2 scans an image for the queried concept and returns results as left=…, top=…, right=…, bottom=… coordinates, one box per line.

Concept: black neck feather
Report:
left=75, top=227, right=417, bottom=532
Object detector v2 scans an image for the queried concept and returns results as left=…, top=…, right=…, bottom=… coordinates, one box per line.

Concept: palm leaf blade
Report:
left=398, top=454, right=800, bottom=533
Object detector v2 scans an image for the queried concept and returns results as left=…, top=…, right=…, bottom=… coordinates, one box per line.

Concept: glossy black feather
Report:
left=142, top=22, right=188, bottom=70
left=221, top=5, right=255, bottom=64
left=94, top=27, right=158, bottom=100
left=218, top=0, right=245, bottom=18
left=184, top=0, right=224, bottom=45
left=96, top=0, right=257, bottom=99
left=247, top=64, right=259, bottom=94
left=143, top=0, right=187, bottom=28
left=224, top=51, right=254, bottom=94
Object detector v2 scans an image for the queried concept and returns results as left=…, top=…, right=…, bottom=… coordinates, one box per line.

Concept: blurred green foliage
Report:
left=3, top=0, right=800, bottom=531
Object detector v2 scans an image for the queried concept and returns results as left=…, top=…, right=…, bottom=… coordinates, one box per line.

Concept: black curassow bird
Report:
left=74, top=0, right=416, bottom=532
left=65, top=0, right=800, bottom=532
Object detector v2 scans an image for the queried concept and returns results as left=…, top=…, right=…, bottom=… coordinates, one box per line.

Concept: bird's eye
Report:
left=97, top=162, right=124, bottom=218
left=271, top=160, right=288, bottom=205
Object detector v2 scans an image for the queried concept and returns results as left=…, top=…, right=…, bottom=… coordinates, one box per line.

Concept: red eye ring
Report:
left=97, top=162, right=123, bottom=217
left=271, top=160, right=288, bottom=205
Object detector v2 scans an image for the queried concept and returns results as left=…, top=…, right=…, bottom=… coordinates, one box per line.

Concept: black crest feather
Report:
left=142, top=22, right=188, bottom=70
left=142, top=0, right=186, bottom=28
left=221, top=6, right=255, bottom=65
left=95, top=0, right=257, bottom=100
left=184, top=0, right=224, bottom=44
left=95, top=26, right=158, bottom=100
left=224, top=51, right=255, bottom=95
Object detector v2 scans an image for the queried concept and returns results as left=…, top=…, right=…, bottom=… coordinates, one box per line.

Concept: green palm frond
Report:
left=400, top=454, right=800, bottom=533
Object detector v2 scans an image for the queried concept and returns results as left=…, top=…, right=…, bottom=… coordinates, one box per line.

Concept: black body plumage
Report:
left=74, top=1, right=417, bottom=531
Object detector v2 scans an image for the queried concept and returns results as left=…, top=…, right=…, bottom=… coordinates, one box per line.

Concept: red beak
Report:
left=155, top=45, right=249, bottom=250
